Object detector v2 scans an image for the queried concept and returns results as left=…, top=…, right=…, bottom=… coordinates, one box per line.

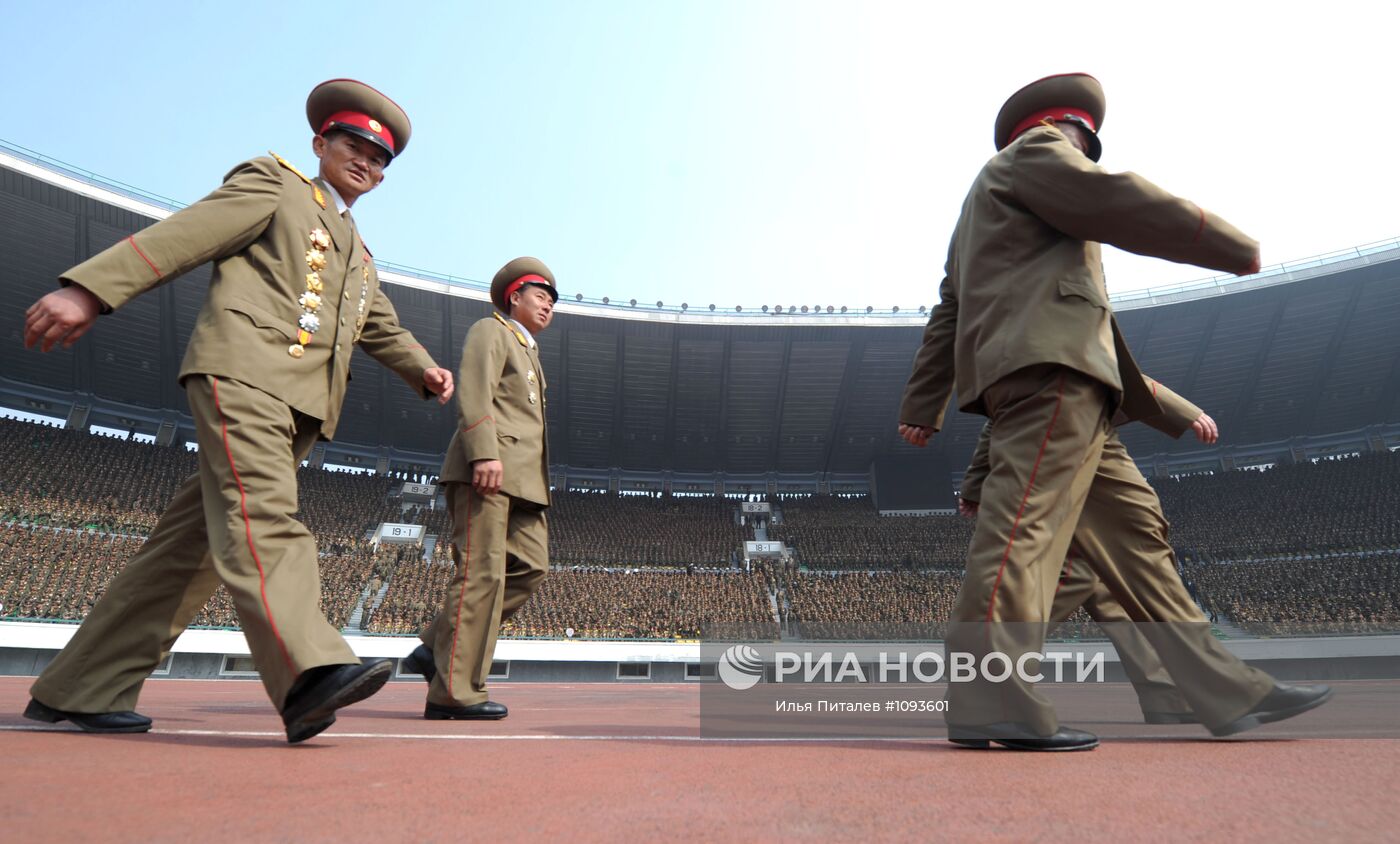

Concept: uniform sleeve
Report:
left=898, top=258, right=959, bottom=431
left=357, top=285, right=439, bottom=398
left=961, top=421, right=992, bottom=503
left=1134, top=375, right=1204, bottom=439
left=1011, top=129, right=1258, bottom=275
left=61, top=157, right=284, bottom=311
left=454, top=320, right=509, bottom=464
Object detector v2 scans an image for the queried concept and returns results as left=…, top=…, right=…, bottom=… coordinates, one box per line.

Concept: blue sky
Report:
left=3, top=1, right=1396, bottom=310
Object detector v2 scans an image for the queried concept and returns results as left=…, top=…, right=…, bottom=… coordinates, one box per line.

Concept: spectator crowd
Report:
left=3, top=416, right=1398, bottom=639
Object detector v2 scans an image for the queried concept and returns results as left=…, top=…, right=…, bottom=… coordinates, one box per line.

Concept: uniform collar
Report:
left=493, top=311, right=536, bottom=349
left=322, top=181, right=349, bottom=215
left=510, top=318, right=537, bottom=349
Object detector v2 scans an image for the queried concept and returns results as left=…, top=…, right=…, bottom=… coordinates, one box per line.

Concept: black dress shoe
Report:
left=281, top=659, right=393, bottom=743
left=425, top=700, right=508, bottom=720
left=23, top=698, right=152, bottom=733
left=948, top=722, right=1099, bottom=751
left=401, top=644, right=436, bottom=683
left=1143, top=710, right=1200, bottom=725
left=1209, top=683, right=1334, bottom=737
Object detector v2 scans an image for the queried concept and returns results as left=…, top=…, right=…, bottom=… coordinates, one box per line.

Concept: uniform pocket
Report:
left=225, top=297, right=297, bottom=342
left=1056, top=275, right=1109, bottom=310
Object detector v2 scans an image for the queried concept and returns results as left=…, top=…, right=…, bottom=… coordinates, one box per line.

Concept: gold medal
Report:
left=309, top=228, right=331, bottom=251
left=288, top=344, right=305, bottom=359
left=306, top=273, right=323, bottom=293
left=528, top=391, right=537, bottom=405
left=305, top=250, right=327, bottom=272
left=526, top=370, right=536, bottom=384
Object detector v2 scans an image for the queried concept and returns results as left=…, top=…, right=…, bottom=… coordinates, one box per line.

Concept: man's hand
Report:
left=958, top=498, right=979, bottom=518
left=899, top=423, right=934, bottom=448
left=471, top=459, right=503, bottom=496
left=1191, top=412, right=1219, bottom=444
left=24, top=286, right=103, bottom=352
left=423, top=367, right=455, bottom=404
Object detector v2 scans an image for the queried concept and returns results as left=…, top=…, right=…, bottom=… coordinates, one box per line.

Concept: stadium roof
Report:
left=4, top=141, right=1400, bottom=481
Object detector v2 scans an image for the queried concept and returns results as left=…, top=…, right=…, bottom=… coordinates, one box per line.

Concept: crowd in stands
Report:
left=547, top=491, right=747, bottom=568
left=1157, top=451, right=1400, bottom=558
left=768, top=497, right=972, bottom=570
left=3, top=415, right=1399, bottom=639
left=1181, top=552, right=1400, bottom=635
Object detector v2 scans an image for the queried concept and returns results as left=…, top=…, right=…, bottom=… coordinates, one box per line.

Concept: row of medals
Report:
left=290, top=228, right=368, bottom=358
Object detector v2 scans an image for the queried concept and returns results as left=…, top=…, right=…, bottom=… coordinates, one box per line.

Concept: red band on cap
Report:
left=320, top=110, right=396, bottom=153
left=503, top=273, right=549, bottom=304
left=1008, top=107, right=1097, bottom=146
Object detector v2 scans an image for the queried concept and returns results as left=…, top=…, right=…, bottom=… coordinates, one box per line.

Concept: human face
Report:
left=312, top=131, right=388, bottom=206
left=510, top=285, right=555, bottom=335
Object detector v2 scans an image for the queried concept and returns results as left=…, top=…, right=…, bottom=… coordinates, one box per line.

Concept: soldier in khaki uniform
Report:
left=959, top=375, right=1217, bottom=724
left=402, top=258, right=556, bottom=719
left=21, top=79, right=454, bottom=743
left=898, top=73, right=1331, bottom=750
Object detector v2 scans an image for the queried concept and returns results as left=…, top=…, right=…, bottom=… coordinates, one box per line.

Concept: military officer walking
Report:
left=959, top=376, right=1219, bottom=724
left=898, top=73, right=1331, bottom=750
left=22, top=79, right=454, bottom=743
left=403, top=258, right=556, bottom=719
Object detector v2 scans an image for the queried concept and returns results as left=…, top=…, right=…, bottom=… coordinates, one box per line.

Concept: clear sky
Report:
left=2, top=1, right=1395, bottom=311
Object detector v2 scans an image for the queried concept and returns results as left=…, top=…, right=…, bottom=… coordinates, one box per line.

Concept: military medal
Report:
left=292, top=232, right=329, bottom=357
left=528, top=391, right=538, bottom=405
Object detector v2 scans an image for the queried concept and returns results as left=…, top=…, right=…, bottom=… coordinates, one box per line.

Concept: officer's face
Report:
left=313, top=132, right=388, bottom=206
left=511, top=286, right=555, bottom=335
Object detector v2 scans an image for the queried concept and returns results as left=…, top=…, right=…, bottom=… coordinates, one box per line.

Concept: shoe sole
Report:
left=948, top=735, right=1098, bottom=752
left=23, top=700, right=152, bottom=734
left=1210, top=687, right=1335, bottom=737
left=424, top=709, right=507, bottom=721
left=285, top=662, right=393, bottom=744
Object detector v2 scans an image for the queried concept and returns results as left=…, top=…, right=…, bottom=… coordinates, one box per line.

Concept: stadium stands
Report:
left=2, top=417, right=1399, bottom=638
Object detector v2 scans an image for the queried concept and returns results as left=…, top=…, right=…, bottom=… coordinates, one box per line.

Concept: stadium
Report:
left=3, top=136, right=1399, bottom=837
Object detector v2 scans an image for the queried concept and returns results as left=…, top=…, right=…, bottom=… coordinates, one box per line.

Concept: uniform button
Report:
left=344, top=292, right=350, bottom=300
left=340, top=318, right=346, bottom=326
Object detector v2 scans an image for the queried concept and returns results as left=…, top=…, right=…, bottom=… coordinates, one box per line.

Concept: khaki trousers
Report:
left=30, top=376, right=356, bottom=713
left=946, top=365, right=1272, bottom=735
left=422, top=482, right=548, bottom=706
left=1049, top=555, right=1191, bottom=717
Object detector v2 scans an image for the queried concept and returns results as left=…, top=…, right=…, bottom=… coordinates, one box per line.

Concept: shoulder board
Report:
left=269, top=151, right=326, bottom=209
left=492, top=312, right=530, bottom=348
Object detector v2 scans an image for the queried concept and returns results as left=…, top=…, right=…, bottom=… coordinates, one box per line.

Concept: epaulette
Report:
left=269, top=151, right=326, bottom=209
left=493, top=311, right=530, bottom=348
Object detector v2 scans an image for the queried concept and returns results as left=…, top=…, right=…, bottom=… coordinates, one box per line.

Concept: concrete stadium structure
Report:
left=4, top=139, right=1400, bottom=496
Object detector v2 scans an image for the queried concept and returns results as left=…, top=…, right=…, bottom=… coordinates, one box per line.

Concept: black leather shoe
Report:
left=401, top=644, right=436, bottom=683
left=424, top=700, right=508, bottom=720
left=282, top=659, right=393, bottom=743
left=23, top=698, right=152, bottom=733
left=1143, top=710, right=1200, bottom=725
left=948, top=722, right=1098, bottom=751
left=1209, top=683, right=1334, bottom=737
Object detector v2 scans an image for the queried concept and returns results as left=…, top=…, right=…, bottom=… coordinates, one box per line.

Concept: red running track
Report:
left=1, top=676, right=1398, bottom=841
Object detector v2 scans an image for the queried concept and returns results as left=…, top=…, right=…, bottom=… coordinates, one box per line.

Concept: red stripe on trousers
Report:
left=1053, top=556, right=1074, bottom=600
left=445, top=491, right=473, bottom=696
left=986, top=374, right=1067, bottom=622
left=212, top=378, right=294, bottom=672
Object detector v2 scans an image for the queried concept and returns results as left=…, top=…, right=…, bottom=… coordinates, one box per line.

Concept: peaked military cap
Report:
left=994, top=73, right=1106, bottom=161
left=491, top=257, right=558, bottom=313
left=306, top=78, right=412, bottom=162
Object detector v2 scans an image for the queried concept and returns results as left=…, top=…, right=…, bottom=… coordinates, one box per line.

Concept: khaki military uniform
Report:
left=899, top=124, right=1272, bottom=736
left=31, top=155, right=438, bottom=712
left=960, top=380, right=1201, bottom=719
left=423, top=312, right=550, bottom=706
